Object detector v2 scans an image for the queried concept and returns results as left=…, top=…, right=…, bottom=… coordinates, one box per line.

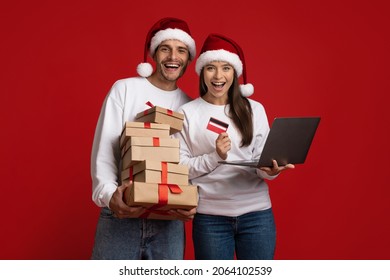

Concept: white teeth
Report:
left=212, top=82, right=224, bottom=86
left=165, top=64, right=179, bottom=68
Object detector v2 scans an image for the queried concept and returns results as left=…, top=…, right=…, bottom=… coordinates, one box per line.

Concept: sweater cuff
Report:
left=208, top=151, right=223, bottom=169
left=99, top=184, right=117, bottom=208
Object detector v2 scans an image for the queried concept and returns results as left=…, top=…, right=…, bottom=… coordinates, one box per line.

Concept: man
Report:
left=90, top=17, right=196, bottom=260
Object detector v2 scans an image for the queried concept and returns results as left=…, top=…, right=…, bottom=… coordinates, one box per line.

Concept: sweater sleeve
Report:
left=90, top=84, right=124, bottom=208
left=174, top=108, right=222, bottom=180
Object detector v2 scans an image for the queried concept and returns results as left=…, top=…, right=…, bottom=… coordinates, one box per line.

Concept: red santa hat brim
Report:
left=195, top=49, right=243, bottom=76
left=150, top=28, right=196, bottom=59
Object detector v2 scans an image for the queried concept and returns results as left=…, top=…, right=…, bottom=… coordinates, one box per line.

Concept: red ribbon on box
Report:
left=152, top=137, right=160, bottom=147
left=165, top=183, right=182, bottom=194
left=144, top=101, right=173, bottom=116
left=128, top=167, right=133, bottom=182
left=139, top=183, right=182, bottom=219
left=155, top=184, right=183, bottom=206
left=157, top=183, right=169, bottom=205
left=144, top=101, right=154, bottom=115
left=161, top=162, right=167, bottom=183
left=144, top=122, right=151, bottom=128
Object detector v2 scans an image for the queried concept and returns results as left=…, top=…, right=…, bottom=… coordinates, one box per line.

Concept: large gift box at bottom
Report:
left=124, top=182, right=198, bottom=220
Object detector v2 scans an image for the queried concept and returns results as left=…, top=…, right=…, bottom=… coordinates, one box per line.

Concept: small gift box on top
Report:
left=135, top=102, right=184, bottom=135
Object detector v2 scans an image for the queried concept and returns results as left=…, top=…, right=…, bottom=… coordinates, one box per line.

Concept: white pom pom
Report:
left=137, top=62, right=153, bottom=77
left=240, top=83, right=254, bottom=97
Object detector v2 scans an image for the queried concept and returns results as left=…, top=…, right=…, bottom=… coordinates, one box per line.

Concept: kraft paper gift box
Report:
left=121, top=137, right=180, bottom=169
left=123, top=182, right=198, bottom=220
left=135, top=106, right=184, bottom=135
left=121, top=160, right=189, bottom=185
left=120, top=122, right=170, bottom=148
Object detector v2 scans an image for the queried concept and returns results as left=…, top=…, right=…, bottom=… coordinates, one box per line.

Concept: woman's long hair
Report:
left=199, top=69, right=253, bottom=147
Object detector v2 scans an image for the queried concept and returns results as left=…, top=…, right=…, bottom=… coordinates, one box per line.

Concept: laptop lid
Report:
left=218, top=116, right=321, bottom=168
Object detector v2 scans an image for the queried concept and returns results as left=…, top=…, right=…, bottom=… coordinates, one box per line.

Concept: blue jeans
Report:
left=91, top=207, right=185, bottom=260
left=192, top=208, right=276, bottom=260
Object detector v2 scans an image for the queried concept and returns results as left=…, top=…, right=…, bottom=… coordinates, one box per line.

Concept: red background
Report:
left=1, top=0, right=389, bottom=260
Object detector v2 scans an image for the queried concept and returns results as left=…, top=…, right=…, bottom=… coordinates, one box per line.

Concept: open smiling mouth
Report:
left=211, top=82, right=225, bottom=88
left=164, top=63, right=180, bottom=70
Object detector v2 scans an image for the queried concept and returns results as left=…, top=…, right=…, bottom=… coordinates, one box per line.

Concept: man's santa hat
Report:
left=137, top=17, right=196, bottom=78
left=195, top=33, right=254, bottom=97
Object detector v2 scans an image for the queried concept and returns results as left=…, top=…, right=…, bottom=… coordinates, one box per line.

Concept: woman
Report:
left=175, top=33, right=294, bottom=260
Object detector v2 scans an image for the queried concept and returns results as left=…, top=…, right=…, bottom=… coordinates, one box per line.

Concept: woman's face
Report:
left=202, top=61, right=234, bottom=105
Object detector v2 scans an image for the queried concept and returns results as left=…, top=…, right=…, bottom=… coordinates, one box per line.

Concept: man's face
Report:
left=153, top=39, right=191, bottom=82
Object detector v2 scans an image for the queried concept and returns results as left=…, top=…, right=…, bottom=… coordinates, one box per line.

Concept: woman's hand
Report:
left=216, top=132, right=231, bottom=160
left=259, top=160, right=295, bottom=176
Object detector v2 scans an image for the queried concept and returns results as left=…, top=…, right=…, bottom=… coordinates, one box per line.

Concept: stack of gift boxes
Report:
left=120, top=103, right=198, bottom=220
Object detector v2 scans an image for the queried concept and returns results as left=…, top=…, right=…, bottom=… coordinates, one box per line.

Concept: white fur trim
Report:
left=195, top=49, right=243, bottom=76
left=240, top=83, right=254, bottom=97
left=137, top=62, right=153, bottom=77
left=150, top=28, right=196, bottom=59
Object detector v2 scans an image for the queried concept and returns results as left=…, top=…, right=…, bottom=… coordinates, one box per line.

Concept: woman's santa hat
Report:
left=137, top=17, right=196, bottom=78
left=195, top=33, right=254, bottom=97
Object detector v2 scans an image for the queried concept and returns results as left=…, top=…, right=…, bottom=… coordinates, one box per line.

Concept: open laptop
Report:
left=218, top=117, right=321, bottom=168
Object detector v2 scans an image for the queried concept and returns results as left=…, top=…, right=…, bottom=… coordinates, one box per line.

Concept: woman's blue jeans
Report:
left=192, top=208, right=276, bottom=260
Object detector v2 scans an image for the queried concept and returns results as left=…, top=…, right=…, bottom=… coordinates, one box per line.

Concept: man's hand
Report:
left=216, top=132, right=231, bottom=160
left=169, top=207, right=197, bottom=222
left=109, top=183, right=144, bottom=219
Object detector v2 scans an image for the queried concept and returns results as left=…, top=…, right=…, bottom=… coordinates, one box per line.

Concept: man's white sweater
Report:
left=91, top=77, right=191, bottom=208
